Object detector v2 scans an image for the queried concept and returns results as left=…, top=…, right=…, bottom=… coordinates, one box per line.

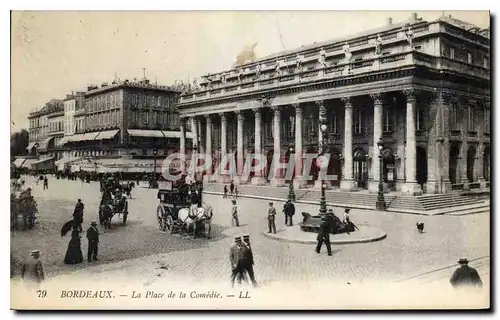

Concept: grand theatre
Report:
left=175, top=14, right=490, bottom=195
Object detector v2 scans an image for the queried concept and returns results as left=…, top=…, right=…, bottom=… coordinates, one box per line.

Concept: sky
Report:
left=10, top=10, right=490, bottom=131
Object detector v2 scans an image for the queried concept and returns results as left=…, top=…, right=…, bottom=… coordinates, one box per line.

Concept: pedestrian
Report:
left=283, top=199, right=295, bottom=227
left=450, top=258, right=483, bottom=289
left=343, top=208, right=351, bottom=224
left=267, top=202, right=277, bottom=234
left=223, top=185, right=228, bottom=198
left=229, top=236, right=245, bottom=287
left=242, top=235, right=258, bottom=287
left=230, top=181, right=235, bottom=196
left=316, top=216, right=332, bottom=256
left=73, top=199, right=84, bottom=232
left=21, top=250, right=44, bottom=287
left=64, top=230, right=83, bottom=265
left=86, top=221, right=100, bottom=262
left=43, top=176, right=48, bottom=190
left=234, top=186, right=238, bottom=199
left=231, top=200, right=240, bottom=227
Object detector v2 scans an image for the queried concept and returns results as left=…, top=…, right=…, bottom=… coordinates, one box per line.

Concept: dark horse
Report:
left=99, top=203, right=113, bottom=230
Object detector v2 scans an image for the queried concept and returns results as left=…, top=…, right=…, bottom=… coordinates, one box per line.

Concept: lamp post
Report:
left=376, top=138, right=386, bottom=210
left=152, top=148, right=158, bottom=188
left=288, top=146, right=296, bottom=202
left=319, top=120, right=328, bottom=216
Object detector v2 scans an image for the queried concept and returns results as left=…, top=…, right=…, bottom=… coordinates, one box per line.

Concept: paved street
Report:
left=11, top=175, right=490, bottom=287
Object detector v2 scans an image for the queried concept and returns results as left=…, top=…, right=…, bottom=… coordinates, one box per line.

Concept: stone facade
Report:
left=175, top=15, right=490, bottom=194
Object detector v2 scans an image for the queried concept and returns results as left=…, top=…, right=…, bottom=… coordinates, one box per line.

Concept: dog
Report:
left=416, top=222, right=424, bottom=233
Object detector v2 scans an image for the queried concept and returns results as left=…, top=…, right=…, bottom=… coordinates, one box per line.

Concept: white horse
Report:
left=177, top=203, right=213, bottom=238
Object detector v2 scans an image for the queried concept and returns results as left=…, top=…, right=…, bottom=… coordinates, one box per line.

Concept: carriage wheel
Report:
left=166, top=215, right=174, bottom=234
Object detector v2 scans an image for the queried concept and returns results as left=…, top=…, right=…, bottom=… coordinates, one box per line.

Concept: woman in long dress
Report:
left=64, top=230, right=83, bottom=264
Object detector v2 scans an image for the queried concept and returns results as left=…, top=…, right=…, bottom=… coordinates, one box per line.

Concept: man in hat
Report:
left=242, top=235, right=258, bottom=287
left=231, top=200, right=239, bottom=227
left=267, top=202, right=277, bottom=234
left=343, top=208, right=351, bottom=224
left=21, top=250, right=44, bottom=286
left=229, top=236, right=245, bottom=287
left=450, top=258, right=483, bottom=288
left=316, top=216, right=332, bottom=256
left=86, top=221, right=100, bottom=262
left=73, top=199, right=84, bottom=232
left=283, top=199, right=296, bottom=227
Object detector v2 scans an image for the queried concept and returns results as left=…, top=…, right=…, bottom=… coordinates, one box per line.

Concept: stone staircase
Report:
left=204, top=182, right=490, bottom=216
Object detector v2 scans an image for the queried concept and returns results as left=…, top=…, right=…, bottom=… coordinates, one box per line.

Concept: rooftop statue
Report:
left=405, top=26, right=414, bottom=49
left=343, top=43, right=352, bottom=62
left=375, top=34, right=383, bottom=56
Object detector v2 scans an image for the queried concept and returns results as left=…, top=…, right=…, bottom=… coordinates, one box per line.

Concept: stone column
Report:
left=203, top=115, right=213, bottom=182
left=477, top=100, right=488, bottom=187
left=251, top=108, right=266, bottom=185
left=368, top=93, right=383, bottom=193
left=340, top=97, right=355, bottom=190
left=293, top=103, right=306, bottom=188
left=197, top=118, right=205, bottom=154
left=459, top=99, right=469, bottom=189
left=271, top=106, right=285, bottom=186
left=218, top=112, right=230, bottom=183
left=236, top=111, right=246, bottom=183
left=179, top=118, right=186, bottom=175
left=427, top=90, right=450, bottom=194
left=401, top=89, right=422, bottom=195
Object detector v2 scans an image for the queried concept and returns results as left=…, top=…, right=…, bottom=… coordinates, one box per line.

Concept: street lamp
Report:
left=319, top=120, right=328, bottom=216
left=152, top=148, right=158, bottom=188
left=288, top=146, right=296, bottom=202
left=376, top=138, right=386, bottom=210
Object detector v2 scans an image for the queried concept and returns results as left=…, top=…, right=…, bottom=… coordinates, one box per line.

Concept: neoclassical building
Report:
left=175, top=14, right=490, bottom=195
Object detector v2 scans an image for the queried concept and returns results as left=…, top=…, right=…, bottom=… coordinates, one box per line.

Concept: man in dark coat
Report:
left=229, top=236, right=245, bottom=287
left=283, top=200, right=295, bottom=227
left=267, top=202, right=277, bottom=234
left=73, top=199, right=84, bottom=232
left=86, top=221, right=100, bottom=262
left=21, top=250, right=44, bottom=286
left=316, top=216, right=332, bottom=256
left=242, top=235, right=258, bottom=287
left=230, top=181, right=235, bottom=195
left=450, top=258, right=483, bottom=288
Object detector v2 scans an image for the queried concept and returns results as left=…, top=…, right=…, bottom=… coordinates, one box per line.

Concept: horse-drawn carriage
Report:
left=156, top=181, right=213, bottom=238
left=98, top=183, right=129, bottom=228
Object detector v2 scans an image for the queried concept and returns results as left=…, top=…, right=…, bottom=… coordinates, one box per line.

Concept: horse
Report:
left=177, top=203, right=213, bottom=238
left=99, top=203, right=113, bottom=230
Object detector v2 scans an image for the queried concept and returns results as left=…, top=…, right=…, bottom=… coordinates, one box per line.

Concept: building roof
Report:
left=84, top=79, right=182, bottom=97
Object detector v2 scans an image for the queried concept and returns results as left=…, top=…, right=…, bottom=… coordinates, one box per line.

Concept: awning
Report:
left=21, top=158, right=38, bottom=169
left=84, top=132, right=100, bottom=140
left=128, top=129, right=165, bottom=138
left=95, top=129, right=119, bottom=140
left=37, top=137, right=54, bottom=150
left=32, top=156, right=55, bottom=166
left=26, top=142, right=38, bottom=150
left=163, top=131, right=194, bottom=139
left=55, top=157, right=83, bottom=166
left=12, top=158, right=27, bottom=168
left=57, top=136, right=71, bottom=146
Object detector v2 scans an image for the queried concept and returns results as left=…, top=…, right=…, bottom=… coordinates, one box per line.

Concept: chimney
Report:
left=387, top=17, right=393, bottom=25
left=412, top=13, right=418, bottom=21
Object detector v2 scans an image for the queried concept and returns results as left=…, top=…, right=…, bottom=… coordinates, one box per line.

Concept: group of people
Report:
left=36, top=175, right=49, bottom=189
left=223, top=181, right=238, bottom=199
left=230, top=235, right=257, bottom=287
left=63, top=199, right=100, bottom=265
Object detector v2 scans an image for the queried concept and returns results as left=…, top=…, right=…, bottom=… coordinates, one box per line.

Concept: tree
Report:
left=10, top=129, right=29, bottom=158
